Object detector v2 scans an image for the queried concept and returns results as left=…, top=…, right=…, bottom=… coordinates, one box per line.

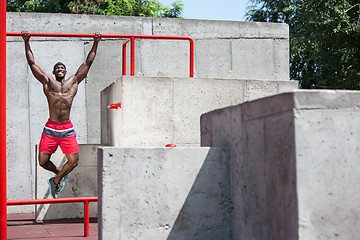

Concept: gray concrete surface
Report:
left=201, top=90, right=360, bottom=240
left=35, top=144, right=99, bottom=220
left=6, top=12, right=294, bottom=205
left=98, top=147, right=231, bottom=240
left=101, top=76, right=298, bottom=147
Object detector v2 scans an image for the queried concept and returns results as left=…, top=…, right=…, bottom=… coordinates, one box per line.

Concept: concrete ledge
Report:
left=98, top=147, right=231, bottom=240
left=101, top=76, right=298, bottom=147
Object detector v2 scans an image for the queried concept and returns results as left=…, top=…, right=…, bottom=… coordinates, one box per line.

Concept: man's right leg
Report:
left=39, top=151, right=62, bottom=198
left=38, top=151, right=61, bottom=175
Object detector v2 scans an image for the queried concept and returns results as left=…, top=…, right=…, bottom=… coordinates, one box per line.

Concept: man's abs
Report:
left=46, top=91, right=75, bottom=122
left=44, top=77, right=78, bottom=122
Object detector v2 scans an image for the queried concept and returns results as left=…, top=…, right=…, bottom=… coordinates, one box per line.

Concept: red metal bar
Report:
left=0, top=0, right=7, bottom=239
left=7, top=197, right=98, bottom=205
left=6, top=32, right=195, bottom=77
left=189, top=38, right=194, bottom=77
left=7, top=197, right=98, bottom=237
left=122, top=38, right=131, bottom=76
left=84, top=200, right=90, bottom=237
left=107, top=103, right=122, bottom=110
left=6, top=32, right=193, bottom=41
left=122, top=44, right=127, bottom=75
left=130, top=37, right=135, bottom=76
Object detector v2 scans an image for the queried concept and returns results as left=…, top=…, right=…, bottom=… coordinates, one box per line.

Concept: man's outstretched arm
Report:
left=75, top=32, right=101, bottom=83
left=22, top=31, right=49, bottom=85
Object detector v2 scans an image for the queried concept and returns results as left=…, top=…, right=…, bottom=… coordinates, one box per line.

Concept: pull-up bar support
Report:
left=6, top=32, right=195, bottom=77
left=7, top=197, right=98, bottom=237
left=0, top=1, right=6, bottom=240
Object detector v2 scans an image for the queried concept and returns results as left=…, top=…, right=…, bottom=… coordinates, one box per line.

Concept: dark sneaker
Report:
left=58, top=174, right=68, bottom=192
left=47, top=177, right=60, bottom=198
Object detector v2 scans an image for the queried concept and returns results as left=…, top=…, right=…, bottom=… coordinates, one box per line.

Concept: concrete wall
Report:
left=201, top=90, right=360, bottom=240
left=6, top=12, right=293, bottom=201
left=101, top=76, right=297, bottom=147
left=98, top=147, right=231, bottom=240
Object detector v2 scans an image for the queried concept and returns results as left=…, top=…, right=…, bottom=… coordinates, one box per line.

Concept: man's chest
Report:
left=46, top=78, right=78, bottom=95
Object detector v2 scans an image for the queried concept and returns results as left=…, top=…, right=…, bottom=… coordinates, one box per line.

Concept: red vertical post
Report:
left=122, top=44, right=127, bottom=76
left=130, top=37, right=135, bottom=76
left=189, top=39, right=194, bottom=77
left=0, top=0, right=7, bottom=239
left=83, top=200, right=90, bottom=237
left=122, top=38, right=131, bottom=76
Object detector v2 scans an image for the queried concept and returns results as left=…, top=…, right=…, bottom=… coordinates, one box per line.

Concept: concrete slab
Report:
left=98, top=147, right=231, bottom=240
left=201, top=90, right=360, bottom=240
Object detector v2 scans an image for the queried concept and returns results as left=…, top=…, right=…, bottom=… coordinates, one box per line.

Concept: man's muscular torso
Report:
left=44, top=76, right=78, bottom=122
left=22, top=30, right=100, bottom=123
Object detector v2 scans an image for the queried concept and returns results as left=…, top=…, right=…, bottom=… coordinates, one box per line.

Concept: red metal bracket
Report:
left=107, top=103, right=122, bottom=110
left=166, top=144, right=177, bottom=147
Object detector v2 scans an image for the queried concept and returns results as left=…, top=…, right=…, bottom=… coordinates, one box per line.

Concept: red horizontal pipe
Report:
left=7, top=31, right=195, bottom=77
left=7, top=197, right=97, bottom=237
left=6, top=32, right=193, bottom=41
left=7, top=197, right=98, bottom=205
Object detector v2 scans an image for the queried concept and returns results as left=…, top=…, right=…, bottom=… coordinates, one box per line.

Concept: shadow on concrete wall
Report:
left=167, top=147, right=232, bottom=240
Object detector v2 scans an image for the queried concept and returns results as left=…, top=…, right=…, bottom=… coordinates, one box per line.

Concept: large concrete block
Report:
left=201, top=90, right=360, bottom=240
left=35, top=144, right=100, bottom=220
left=98, top=147, right=231, bottom=240
left=101, top=76, right=298, bottom=147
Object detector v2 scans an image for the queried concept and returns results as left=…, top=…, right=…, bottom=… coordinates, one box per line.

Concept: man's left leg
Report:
left=53, top=153, right=79, bottom=185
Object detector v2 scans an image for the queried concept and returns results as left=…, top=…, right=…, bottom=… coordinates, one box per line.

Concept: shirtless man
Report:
left=22, top=31, right=101, bottom=198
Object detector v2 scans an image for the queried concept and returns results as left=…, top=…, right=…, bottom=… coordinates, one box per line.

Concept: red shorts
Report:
left=39, top=119, right=79, bottom=154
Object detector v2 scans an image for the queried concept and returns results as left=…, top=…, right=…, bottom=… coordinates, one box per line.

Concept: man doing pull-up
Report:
left=22, top=31, right=101, bottom=198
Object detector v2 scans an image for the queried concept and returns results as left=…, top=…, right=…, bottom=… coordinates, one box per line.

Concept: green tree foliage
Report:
left=246, top=0, right=360, bottom=89
left=7, top=0, right=183, bottom=18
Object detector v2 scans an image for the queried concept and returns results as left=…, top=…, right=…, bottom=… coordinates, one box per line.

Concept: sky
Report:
left=160, top=0, right=251, bottom=21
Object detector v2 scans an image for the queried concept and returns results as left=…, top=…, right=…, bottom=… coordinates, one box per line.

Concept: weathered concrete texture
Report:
left=35, top=145, right=99, bottom=220
left=98, top=147, right=231, bottom=240
left=201, top=90, right=360, bottom=240
left=6, top=12, right=293, bottom=201
left=101, top=76, right=298, bottom=147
